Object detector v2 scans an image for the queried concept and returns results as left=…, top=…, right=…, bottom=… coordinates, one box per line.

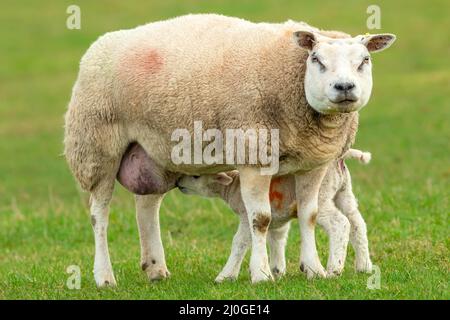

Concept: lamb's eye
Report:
left=193, top=176, right=200, bottom=179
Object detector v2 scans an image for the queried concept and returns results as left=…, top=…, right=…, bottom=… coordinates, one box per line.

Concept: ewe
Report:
left=64, top=14, right=395, bottom=286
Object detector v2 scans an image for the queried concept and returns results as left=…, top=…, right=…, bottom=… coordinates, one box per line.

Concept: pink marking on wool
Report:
left=132, top=48, right=164, bottom=74
left=142, top=50, right=163, bottom=73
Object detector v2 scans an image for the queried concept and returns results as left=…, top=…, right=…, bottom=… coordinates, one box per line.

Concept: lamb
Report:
left=177, top=149, right=373, bottom=281
left=63, top=13, right=395, bottom=286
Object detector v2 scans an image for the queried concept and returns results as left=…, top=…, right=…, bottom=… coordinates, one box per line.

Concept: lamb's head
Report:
left=176, top=172, right=234, bottom=197
left=293, top=31, right=396, bottom=114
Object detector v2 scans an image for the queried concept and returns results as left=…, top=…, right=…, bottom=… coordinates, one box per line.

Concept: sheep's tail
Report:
left=343, top=148, right=372, bottom=164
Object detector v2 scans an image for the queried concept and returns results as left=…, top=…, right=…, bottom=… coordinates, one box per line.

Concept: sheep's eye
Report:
left=193, top=176, right=200, bottom=179
left=311, top=55, right=326, bottom=71
left=358, top=56, right=370, bottom=71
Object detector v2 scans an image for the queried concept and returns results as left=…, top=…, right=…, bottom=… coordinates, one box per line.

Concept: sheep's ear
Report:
left=214, top=173, right=233, bottom=186
left=359, top=33, right=396, bottom=53
left=293, top=31, right=317, bottom=51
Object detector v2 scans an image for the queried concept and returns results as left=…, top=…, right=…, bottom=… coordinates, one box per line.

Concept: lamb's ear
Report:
left=214, top=172, right=233, bottom=186
left=293, top=31, right=317, bottom=51
left=360, top=33, right=396, bottom=53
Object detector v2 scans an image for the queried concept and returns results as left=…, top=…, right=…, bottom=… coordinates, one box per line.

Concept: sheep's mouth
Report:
left=322, top=99, right=359, bottom=114
left=330, top=98, right=358, bottom=105
left=325, top=97, right=359, bottom=113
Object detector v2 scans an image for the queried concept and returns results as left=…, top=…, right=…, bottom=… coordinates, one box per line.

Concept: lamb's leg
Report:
left=135, top=194, right=170, bottom=281
left=268, top=223, right=291, bottom=278
left=295, top=166, right=328, bottom=279
left=215, top=218, right=251, bottom=283
left=316, top=201, right=350, bottom=276
left=239, top=166, right=273, bottom=283
left=90, top=178, right=116, bottom=287
left=335, top=189, right=372, bottom=273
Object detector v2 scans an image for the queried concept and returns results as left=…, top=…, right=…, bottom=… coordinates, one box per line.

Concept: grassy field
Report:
left=0, top=0, right=448, bottom=299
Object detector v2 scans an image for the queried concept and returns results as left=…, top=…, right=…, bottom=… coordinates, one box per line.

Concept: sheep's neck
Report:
left=280, top=105, right=359, bottom=168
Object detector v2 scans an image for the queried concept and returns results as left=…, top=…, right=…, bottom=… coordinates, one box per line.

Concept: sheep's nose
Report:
left=334, top=82, right=355, bottom=92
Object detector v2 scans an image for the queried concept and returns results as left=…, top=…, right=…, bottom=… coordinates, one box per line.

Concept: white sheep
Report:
left=177, top=149, right=373, bottom=281
left=64, top=13, right=395, bottom=285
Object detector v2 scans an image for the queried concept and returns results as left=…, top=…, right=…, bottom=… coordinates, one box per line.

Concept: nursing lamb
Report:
left=177, top=149, right=373, bottom=281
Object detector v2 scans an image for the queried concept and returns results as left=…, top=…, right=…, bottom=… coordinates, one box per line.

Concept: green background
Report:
left=0, top=0, right=448, bottom=299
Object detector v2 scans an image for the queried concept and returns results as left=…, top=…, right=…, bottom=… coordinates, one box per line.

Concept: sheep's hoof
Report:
left=215, top=274, right=237, bottom=283
left=355, top=258, right=373, bottom=273
left=271, top=267, right=286, bottom=279
left=326, top=269, right=343, bottom=278
left=146, top=267, right=171, bottom=281
left=94, top=270, right=117, bottom=288
left=326, top=260, right=345, bottom=277
left=250, top=268, right=274, bottom=284
left=299, top=259, right=326, bottom=279
left=141, top=260, right=171, bottom=281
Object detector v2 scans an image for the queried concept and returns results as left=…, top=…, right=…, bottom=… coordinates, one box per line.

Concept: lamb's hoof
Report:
left=300, top=259, right=326, bottom=279
left=326, top=260, right=345, bottom=277
left=355, top=258, right=373, bottom=273
left=94, top=270, right=117, bottom=288
left=271, top=267, right=286, bottom=279
left=215, top=274, right=237, bottom=283
left=326, top=269, right=343, bottom=278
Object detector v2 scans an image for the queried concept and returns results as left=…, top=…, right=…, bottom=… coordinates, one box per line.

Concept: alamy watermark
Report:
left=171, top=121, right=279, bottom=175
left=66, top=265, right=81, bottom=289
left=366, top=264, right=381, bottom=290
left=366, top=5, right=381, bottom=30
left=66, top=5, right=81, bottom=30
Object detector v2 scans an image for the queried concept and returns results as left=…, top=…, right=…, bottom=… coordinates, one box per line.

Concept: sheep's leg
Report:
left=239, top=166, right=273, bottom=283
left=90, top=178, right=116, bottom=287
left=316, top=201, right=350, bottom=276
left=268, top=223, right=291, bottom=278
left=295, top=166, right=328, bottom=279
left=335, top=189, right=372, bottom=273
left=215, top=218, right=251, bottom=283
left=135, top=194, right=170, bottom=281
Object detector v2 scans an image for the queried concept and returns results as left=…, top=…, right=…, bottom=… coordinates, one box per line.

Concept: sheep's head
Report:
left=293, top=31, right=396, bottom=114
left=176, top=172, right=234, bottom=197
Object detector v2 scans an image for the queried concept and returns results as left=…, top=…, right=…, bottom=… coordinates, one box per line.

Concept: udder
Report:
left=117, top=143, right=179, bottom=195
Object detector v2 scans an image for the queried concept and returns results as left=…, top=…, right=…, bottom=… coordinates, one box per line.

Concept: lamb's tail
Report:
left=343, top=148, right=371, bottom=165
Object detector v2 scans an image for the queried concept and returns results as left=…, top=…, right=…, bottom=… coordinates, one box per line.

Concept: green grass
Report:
left=0, top=0, right=448, bottom=299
